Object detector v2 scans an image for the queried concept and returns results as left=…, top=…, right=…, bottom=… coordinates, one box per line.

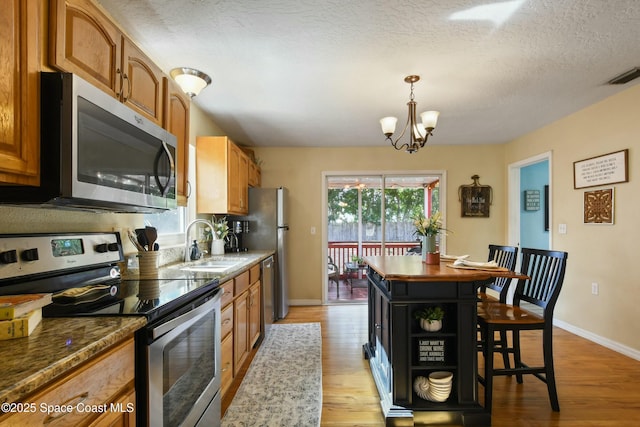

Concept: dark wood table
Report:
left=362, top=256, right=524, bottom=426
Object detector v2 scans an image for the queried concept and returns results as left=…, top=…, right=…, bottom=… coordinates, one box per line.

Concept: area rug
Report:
left=222, top=322, right=322, bottom=427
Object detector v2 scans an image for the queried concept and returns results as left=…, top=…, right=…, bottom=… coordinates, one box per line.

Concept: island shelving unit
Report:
left=362, top=255, right=495, bottom=426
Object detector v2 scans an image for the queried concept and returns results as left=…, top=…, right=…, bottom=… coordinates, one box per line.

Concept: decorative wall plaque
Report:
left=524, top=190, right=540, bottom=211
left=458, top=175, right=492, bottom=217
left=584, top=188, right=614, bottom=224
left=574, top=149, right=628, bottom=189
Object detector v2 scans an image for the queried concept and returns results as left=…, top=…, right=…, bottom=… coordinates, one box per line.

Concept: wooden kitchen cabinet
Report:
left=241, top=147, right=262, bottom=188
left=233, top=289, right=250, bottom=375
left=88, top=388, right=135, bottom=427
left=164, top=76, right=191, bottom=206
left=248, top=263, right=262, bottom=347
left=0, top=0, right=41, bottom=186
left=248, top=281, right=261, bottom=348
left=196, top=136, right=249, bottom=215
left=0, top=337, right=136, bottom=426
left=219, top=264, right=263, bottom=401
left=248, top=160, right=262, bottom=188
left=220, top=331, right=234, bottom=397
left=50, top=0, right=164, bottom=125
left=233, top=270, right=250, bottom=375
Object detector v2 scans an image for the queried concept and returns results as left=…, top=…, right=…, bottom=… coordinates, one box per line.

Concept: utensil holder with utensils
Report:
left=137, top=251, right=160, bottom=300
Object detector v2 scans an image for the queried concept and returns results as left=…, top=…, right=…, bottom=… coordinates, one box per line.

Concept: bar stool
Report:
left=477, top=248, right=568, bottom=412
left=477, top=245, right=519, bottom=368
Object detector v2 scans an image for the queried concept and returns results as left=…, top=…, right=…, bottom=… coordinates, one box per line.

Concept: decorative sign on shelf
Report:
left=584, top=188, right=614, bottom=225
left=524, top=190, right=540, bottom=211
left=418, top=339, right=445, bottom=363
left=573, top=149, right=628, bottom=189
left=458, top=175, right=492, bottom=217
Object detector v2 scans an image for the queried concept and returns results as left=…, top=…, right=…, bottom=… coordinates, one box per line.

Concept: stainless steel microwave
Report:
left=0, top=72, right=177, bottom=212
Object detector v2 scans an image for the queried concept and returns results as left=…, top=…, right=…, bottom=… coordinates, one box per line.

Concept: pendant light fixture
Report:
left=170, top=67, right=212, bottom=98
left=380, top=75, right=439, bottom=154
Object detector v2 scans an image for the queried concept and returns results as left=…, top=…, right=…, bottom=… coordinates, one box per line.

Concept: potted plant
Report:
left=210, top=216, right=229, bottom=255
left=412, top=211, right=450, bottom=264
left=414, top=306, right=445, bottom=332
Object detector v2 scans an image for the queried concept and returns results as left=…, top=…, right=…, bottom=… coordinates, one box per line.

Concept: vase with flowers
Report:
left=210, top=216, right=229, bottom=255
left=413, top=211, right=448, bottom=264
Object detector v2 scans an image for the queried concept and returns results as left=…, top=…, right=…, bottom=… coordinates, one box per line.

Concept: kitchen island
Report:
left=363, top=256, right=495, bottom=426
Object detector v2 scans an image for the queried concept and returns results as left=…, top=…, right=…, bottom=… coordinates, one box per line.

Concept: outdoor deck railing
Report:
left=328, top=241, right=420, bottom=275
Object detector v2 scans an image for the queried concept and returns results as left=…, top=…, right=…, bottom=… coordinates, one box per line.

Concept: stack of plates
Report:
left=413, top=371, right=453, bottom=402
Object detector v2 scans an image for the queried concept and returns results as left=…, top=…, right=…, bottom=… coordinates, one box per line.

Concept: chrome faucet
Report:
left=184, top=219, right=215, bottom=262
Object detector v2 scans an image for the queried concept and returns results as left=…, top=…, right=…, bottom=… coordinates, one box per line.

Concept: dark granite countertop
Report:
left=0, top=316, right=146, bottom=405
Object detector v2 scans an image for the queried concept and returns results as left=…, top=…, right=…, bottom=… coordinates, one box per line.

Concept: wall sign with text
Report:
left=573, top=149, right=628, bottom=189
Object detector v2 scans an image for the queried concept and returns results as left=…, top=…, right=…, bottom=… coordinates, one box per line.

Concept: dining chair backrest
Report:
left=485, top=244, right=519, bottom=302
left=513, top=248, right=568, bottom=317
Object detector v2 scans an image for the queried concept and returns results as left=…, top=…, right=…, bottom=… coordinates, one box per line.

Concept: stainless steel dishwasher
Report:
left=262, top=256, right=275, bottom=336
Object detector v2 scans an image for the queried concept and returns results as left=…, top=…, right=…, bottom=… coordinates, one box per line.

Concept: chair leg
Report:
left=543, top=326, right=560, bottom=411
left=498, top=330, right=511, bottom=370
left=483, top=323, right=495, bottom=413
left=513, top=329, right=524, bottom=384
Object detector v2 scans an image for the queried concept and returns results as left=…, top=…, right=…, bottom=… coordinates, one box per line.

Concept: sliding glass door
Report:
left=326, top=173, right=443, bottom=303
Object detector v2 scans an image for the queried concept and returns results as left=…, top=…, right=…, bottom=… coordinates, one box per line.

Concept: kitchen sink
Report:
left=180, top=258, right=247, bottom=273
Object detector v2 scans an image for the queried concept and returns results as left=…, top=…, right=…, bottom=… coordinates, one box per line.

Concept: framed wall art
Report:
left=524, top=190, right=540, bottom=211
left=573, top=149, right=628, bottom=189
left=458, top=175, right=492, bottom=217
left=583, top=187, right=614, bottom=225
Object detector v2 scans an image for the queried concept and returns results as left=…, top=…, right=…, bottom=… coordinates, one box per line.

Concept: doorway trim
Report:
left=508, top=151, right=553, bottom=249
left=321, top=169, right=447, bottom=304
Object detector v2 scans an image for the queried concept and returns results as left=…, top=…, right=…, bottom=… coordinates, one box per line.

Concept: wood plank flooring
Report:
left=224, top=304, right=640, bottom=426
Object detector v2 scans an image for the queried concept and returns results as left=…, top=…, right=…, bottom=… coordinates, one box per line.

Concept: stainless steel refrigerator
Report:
left=242, top=187, right=289, bottom=320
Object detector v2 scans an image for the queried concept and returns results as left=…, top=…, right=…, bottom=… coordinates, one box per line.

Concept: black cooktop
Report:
left=0, top=232, right=220, bottom=323
left=43, top=275, right=219, bottom=323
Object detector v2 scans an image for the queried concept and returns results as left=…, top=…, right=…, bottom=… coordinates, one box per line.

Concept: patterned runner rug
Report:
left=222, top=322, right=322, bottom=427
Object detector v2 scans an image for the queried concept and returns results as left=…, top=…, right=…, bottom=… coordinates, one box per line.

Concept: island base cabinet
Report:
left=364, top=269, right=491, bottom=426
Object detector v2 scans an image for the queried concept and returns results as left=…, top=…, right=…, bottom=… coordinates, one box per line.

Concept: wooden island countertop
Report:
left=364, top=255, right=495, bottom=282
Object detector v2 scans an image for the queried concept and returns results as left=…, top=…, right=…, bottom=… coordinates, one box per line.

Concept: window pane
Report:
left=144, top=207, right=185, bottom=235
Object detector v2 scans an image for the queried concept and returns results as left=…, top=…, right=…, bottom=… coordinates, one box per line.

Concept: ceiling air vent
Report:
left=607, top=67, right=640, bottom=85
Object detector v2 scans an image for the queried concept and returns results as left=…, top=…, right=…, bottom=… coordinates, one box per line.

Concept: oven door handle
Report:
left=151, top=291, right=220, bottom=340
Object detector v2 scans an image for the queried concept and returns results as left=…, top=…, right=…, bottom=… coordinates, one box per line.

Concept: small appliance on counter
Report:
left=225, top=220, right=250, bottom=252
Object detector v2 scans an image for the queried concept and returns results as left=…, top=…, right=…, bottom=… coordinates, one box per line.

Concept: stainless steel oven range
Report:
left=0, top=232, right=221, bottom=427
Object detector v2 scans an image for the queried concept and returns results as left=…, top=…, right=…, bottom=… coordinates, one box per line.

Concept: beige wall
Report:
left=253, top=145, right=507, bottom=302
left=505, top=84, right=640, bottom=354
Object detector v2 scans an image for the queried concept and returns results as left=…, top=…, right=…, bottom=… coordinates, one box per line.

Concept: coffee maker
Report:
left=226, top=220, right=249, bottom=252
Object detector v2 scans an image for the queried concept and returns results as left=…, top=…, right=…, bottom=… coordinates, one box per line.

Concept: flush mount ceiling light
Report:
left=170, top=67, right=212, bottom=97
left=380, top=75, right=440, bottom=154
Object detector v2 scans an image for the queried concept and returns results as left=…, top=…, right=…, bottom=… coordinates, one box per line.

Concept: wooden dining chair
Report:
left=477, top=244, right=518, bottom=369
left=478, top=244, right=519, bottom=303
left=477, top=248, right=568, bottom=413
left=328, top=256, right=340, bottom=288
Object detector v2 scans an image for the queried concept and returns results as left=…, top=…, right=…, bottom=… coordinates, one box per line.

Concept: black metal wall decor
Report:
left=458, top=175, right=492, bottom=217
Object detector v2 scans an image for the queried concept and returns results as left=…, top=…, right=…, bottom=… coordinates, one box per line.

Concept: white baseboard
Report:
left=289, top=299, right=323, bottom=306
left=554, top=319, right=640, bottom=361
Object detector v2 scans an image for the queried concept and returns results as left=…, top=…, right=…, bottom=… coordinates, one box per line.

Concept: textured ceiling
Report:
left=96, top=0, right=640, bottom=149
